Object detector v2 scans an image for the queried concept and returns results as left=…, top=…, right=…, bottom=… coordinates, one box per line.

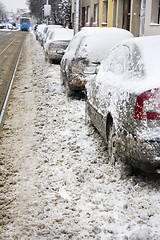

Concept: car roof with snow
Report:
left=47, top=24, right=62, bottom=28
left=44, top=25, right=62, bottom=32
left=37, top=24, right=46, bottom=32
left=64, top=27, right=134, bottom=63
left=48, top=28, right=74, bottom=41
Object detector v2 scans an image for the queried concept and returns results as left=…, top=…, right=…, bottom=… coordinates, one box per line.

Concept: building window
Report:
left=86, top=6, right=90, bottom=24
left=94, top=3, right=98, bottom=24
left=122, top=0, right=130, bottom=30
left=82, top=7, right=85, bottom=27
left=102, top=0, right=108, bottom=24
left=151, top=0, right=160, bottom=24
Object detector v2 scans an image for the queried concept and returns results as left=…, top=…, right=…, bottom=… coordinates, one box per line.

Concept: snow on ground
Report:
left=0, top=32, right=160, bottom=240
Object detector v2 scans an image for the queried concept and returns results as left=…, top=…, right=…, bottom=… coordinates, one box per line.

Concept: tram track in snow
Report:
left=0, top=31, right=27, bottom=126
left=0, top=44, right=23, bottom=125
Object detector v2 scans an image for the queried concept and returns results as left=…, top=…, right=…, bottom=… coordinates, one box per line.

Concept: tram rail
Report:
left=0, top=45, right=23, bottom=125
left=0, top=31, right=27, bottom=126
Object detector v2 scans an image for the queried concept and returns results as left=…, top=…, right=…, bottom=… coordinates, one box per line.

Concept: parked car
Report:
left=44, top=28, right=74, bottom=63
left=41, top=24, right=62, bottom=46
left=0, top=23, right=5, bottom=29
left=9, top=22, right=18, bottom=30
left=60, top=27, right=133, bottom=96
left=86, top=35, right=160, bottom=173
left=35, top=24, right=46, bottom=41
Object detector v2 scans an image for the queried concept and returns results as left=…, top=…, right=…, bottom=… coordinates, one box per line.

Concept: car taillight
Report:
left=134, top=88, right=160, bottom=120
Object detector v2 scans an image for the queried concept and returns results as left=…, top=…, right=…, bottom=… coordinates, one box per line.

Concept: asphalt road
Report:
left=0, top=31, right=27, bottom=117
left=0, top=32, right=14, bottom=44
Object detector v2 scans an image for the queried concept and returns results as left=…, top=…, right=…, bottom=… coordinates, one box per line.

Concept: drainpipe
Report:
left=74, top=0, right=80, bottom=34
left=130, top=0, right=133, bottom=34
left=46, top=0, right=49, bottom=25
left=139, top=0, right=146, bottom=36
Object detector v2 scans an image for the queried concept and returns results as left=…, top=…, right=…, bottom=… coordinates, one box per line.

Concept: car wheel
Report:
left=48, top=58, right=53, bottom=64
left=108, top=123, right=117, bottom=165
left=85, top=99, right=93, bottom=127
left=45, top=53, right=48, bottom=62
left=85, top=101, right=92, bottom=126
left=66, top=82, right=73, bottom=97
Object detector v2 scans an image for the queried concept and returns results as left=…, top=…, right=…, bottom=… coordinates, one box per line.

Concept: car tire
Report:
left=85, top=101, right=92, bottom=126
left=48, top=58, right=52, bottom=64
left=45, top=53, right=48, bottom=62
left=108, top=123, right=117, bottom=165
left=85, top=115, right=92, bottom=125
left=66, top=82, right=73, bottom=97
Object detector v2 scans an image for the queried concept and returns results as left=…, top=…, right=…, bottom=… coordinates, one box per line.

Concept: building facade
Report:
left=80, top=0, right=99, bottom=27
left=72, top=0, right=160, bottom=36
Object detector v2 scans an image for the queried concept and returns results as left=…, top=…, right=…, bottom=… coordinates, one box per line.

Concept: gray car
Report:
left=35, top=24, right=46, bottom=41
left=86, top=35, right=160, bottom=173
left=60, top=27, right=133, bottom=96
left=44, top=28, right=73, bottom=63
left=41, top=24, right=63, bottom=47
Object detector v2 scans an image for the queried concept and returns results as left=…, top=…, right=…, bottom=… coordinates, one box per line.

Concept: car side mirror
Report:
left=84, top=62, right=100, bottom=74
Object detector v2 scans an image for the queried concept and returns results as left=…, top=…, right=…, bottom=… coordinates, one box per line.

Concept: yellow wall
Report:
left=107, top=0, right=114, bottom=27
left=98, top=0, right=103, bottom=26
left=98, top=0, right=113, bottom=27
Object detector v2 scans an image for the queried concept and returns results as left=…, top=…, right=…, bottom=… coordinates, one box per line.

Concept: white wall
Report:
left=144, top=0, right=160, bottom=35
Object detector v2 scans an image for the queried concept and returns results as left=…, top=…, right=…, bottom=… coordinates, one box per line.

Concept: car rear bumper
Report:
left=68, top=79, right=85, bottom=91
left=48, top=51, right=64, bottom=61
left=120, top=130, right=160, bottom=173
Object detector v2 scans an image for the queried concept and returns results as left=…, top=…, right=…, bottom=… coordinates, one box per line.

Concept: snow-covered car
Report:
left=86, top=35, right=160, bottom=173
left=7, top=22, right=17, bottom=30
left=35, top=24, right=46, bottom=41
left=41, top=24, right=62, bottom=46
left=60, top=27, right=133, bottom=96
left=0, top=22, right=17, bottom=30
left=44, top=28, right=74, bottom=63
left=0, top=24, right=5, bottom=29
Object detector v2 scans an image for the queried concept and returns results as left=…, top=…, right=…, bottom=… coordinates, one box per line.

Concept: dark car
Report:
left=44, top=28, right=73, bottom=63
left=60, top=27, right=133, bottom=96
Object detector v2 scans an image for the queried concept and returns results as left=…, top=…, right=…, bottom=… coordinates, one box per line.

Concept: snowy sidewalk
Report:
left=0, top=32, right=160, bottom=240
